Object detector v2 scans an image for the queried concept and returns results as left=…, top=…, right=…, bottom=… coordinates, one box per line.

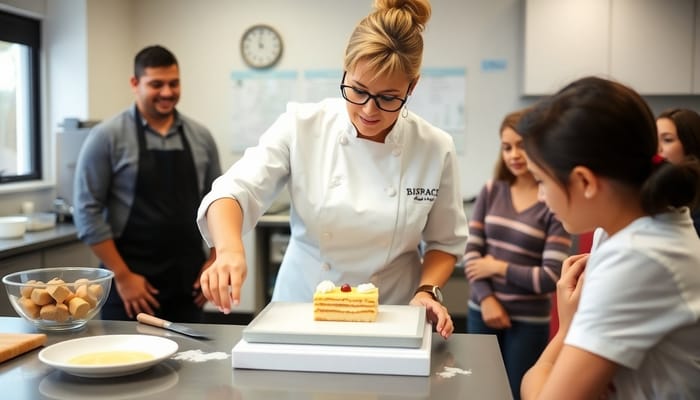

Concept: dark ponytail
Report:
left=641, top=157, right=700, bottom=214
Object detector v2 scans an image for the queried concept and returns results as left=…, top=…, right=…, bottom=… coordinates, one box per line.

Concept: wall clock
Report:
left=240, top=24, right=283, bottom=69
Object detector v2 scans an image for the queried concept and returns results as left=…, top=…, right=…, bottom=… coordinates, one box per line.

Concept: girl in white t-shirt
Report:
left=518, top=76, right=700, bottom=400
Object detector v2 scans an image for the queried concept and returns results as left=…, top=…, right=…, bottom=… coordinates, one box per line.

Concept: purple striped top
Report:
left=464, top=180, right=572, bottom=321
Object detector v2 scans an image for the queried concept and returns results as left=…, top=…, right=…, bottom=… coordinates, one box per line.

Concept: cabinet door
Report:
left=0, top=253, right=43, bottom=317
left=611, top=0, right=694, bottom=94
left=523, top=0, right=610, bottom=95
left=695, top=0, right=700, bottom=93
left=42, top=242, right=99, bottom=267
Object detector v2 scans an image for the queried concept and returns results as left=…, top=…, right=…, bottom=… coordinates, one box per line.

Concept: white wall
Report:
left=45, top=0, right=89, bottom=135
left=127, top=0, right=531, bottom=197
left=86, top=0, right=134, bottom=120
left=128, top=0, right=700, bottom=196
left=130, top=0, right=387, bottom=179
left=1, top=0, right=699, bottom=215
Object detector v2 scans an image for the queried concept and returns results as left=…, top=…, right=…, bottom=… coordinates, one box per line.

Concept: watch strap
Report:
left=414, top=284, right=440, bottom=302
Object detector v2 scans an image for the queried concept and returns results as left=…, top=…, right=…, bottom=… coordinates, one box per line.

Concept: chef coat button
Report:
left=392, top=147, right=402, bottom=156
left=321, top=263, right=331, bottom=271
left=330, top=176, right=342, bottom=187
left=338, top=135, right=349, bottom=145
left=385, top=187, right=396, bottom=197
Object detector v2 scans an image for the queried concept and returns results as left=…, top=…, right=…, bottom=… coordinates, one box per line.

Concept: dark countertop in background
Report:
left=0, top=223, right=79, bottom=260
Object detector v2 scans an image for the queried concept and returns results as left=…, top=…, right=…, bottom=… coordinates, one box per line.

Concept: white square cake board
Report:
left=232, top=323, right=432, bottom=376
left=242, top=302, right=426, bottom=348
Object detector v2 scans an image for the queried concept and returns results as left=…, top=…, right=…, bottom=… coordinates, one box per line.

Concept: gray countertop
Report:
left=0, top=316, right=512, bottom=399
left=0, top=223, right=79, bottom=260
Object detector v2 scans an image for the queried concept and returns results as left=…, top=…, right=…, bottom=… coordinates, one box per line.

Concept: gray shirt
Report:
left=73, top=106, right=222, bottom=245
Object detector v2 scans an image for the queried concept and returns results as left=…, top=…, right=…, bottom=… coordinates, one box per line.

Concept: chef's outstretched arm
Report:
left=412, top=249, right=456, bottom=339
left=199, top=198, right=248, bottom=314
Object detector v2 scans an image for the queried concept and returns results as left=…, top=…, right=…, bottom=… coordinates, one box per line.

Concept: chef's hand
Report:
left=192, top=249, right=217, bottom=308
left=114, top=271, right=159, bottom=319
left=480, top=295, right=511, bottom=330
left=557, top=253, right=588, bottom=332
left=199, top=249, right=247, bottom=314
left=411, top=292, right=454, bottom=339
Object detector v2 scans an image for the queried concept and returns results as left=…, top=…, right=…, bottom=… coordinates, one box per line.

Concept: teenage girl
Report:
left=464, top=109, right=571, bottom=400
left=656, top=108, right=700, bottom=235
left=519, top=77, right=700, bottom=399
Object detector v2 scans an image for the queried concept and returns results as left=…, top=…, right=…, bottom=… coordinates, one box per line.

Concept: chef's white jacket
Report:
left=197, top=98, right=468, bottom=304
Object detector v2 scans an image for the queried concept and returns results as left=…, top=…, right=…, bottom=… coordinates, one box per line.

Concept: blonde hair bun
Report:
left=374, top=0, right=431, bottom=29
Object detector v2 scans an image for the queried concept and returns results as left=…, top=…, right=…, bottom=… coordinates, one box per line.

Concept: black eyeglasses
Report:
left=339, top=71, right=411, bottom=112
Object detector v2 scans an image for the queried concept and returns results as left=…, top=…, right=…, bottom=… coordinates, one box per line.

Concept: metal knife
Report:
left=136, top=313, right=210, bottom=340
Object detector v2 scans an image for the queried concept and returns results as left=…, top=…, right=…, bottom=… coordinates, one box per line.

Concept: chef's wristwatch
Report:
left=414, top=285, right=443, bottom=303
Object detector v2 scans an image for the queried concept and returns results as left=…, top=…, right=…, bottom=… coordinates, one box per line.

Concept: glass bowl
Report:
left=2, top=267, right=114, bottom=331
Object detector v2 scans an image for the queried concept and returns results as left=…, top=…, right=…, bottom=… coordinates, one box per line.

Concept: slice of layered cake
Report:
left=313, top=280, right=378, bottom=322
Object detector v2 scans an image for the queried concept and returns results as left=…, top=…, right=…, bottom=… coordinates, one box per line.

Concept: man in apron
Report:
left=73, top=46, right=222, bottom=322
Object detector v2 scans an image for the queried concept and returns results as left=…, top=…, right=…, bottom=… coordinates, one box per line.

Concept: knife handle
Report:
left=136, top=313, right=169, bottom=328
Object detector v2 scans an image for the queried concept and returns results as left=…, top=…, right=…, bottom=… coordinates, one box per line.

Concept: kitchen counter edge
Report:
left=0, top=223, right=80, bottom=260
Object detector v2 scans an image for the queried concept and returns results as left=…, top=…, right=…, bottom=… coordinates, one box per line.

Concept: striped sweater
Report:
left=465, top=180, right=572, bottom=322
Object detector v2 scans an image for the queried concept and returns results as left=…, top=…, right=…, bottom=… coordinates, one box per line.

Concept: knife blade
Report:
left=136, top=313, right=210, bottom=340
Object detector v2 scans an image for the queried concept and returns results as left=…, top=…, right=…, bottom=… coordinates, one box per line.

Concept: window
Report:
left=0, top=10, right=41, bottom=183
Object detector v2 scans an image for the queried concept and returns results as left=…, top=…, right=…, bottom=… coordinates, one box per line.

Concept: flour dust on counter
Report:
left=172, top=349, right=229, bottom=363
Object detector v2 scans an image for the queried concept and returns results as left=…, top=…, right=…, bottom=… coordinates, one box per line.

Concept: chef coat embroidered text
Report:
left=406, top=187, right=439, bottom=202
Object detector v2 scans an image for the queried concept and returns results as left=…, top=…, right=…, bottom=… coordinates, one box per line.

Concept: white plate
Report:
left=39, top=334, right=178, bottom=378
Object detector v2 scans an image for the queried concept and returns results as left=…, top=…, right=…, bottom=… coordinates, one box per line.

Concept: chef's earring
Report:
left=401, top=106, right=408, bottom=118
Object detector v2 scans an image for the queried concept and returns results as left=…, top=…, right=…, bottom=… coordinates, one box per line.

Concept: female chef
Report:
left=196, top=0, right=468, bottom=338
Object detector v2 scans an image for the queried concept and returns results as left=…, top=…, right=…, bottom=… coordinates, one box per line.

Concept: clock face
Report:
left=240, top=24, right=283, bottom=69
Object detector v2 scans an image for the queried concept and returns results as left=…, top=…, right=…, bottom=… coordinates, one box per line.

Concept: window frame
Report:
left=0, top=9, right=42, bottom=184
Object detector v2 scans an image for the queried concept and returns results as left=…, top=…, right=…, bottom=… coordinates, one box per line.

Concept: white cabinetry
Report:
left=524, top=0, right=699, bottom=95
left=695, top=2, right=700, bottom=93
left=524, top=0, right=610, bottom=95
left=610, top=0, right=694, bottom=94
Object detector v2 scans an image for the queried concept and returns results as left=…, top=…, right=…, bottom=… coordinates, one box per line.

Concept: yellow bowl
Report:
left=2, top=267, right=114, bottom=331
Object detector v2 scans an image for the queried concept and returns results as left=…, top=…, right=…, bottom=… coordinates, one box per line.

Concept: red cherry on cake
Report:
left=340, top=283, right=351, bottom=292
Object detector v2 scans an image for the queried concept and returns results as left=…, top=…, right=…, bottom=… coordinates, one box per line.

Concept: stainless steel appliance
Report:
left=54, top=119, right=98, bottom=221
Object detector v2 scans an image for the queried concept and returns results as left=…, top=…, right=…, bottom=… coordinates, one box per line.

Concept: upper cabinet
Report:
left=524, top=0, right=699, bottom=95
left=523, top=0, right=610, bottom=95
left=610, top=0, right=694, bottom=94
left=695, top=1, right=700, bottom=93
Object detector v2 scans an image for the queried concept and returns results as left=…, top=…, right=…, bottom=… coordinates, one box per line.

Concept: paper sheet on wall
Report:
left=409, top=68, right=466, bottom=154
left=230, top=68, right=465, bottom=154
left=300, top=69, right=342, bottom=102
left=231, top=70, right=298, bottom=152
